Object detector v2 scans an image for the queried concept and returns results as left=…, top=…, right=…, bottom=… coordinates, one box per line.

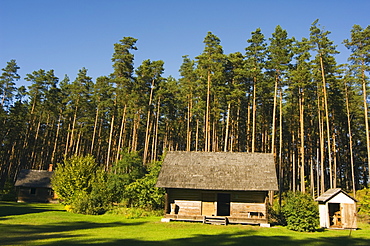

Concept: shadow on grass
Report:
left=0, top=201, right=61, bottom=218
left=2, top=222, right=368, bottom=246
left=24, top=231, right=370, bottom=246
left=1, top=202, right=369, bottom=246
left=0, top=220, right=146, bottom=245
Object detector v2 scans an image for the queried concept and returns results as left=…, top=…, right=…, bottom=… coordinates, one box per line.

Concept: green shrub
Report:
left=124, top=161, right=165, bottom=210
left=107, top=151, right=145, bottom=203
left=357, top=188, right=370, bottom=218
left=0, top=181, right=16, bottom=201
left=282, top=191, right=319, bottom=232
left=106, top=206, right=162, bottom=219
left=52, top=155, right=112, bottom=215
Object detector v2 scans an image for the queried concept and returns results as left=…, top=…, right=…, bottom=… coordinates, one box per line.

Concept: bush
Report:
left=357, top=188, right=370, bottom=219
left=282, top=191, right=319, bottom=232
left=107, top=151, right=145, bottom=203
left=0, top=181, right=16, bottom=201
left=124, top=161, right=165, bottom=210
left=106, top=206, right=162, bottom=219
left=52, top=155, right=112, bottom=215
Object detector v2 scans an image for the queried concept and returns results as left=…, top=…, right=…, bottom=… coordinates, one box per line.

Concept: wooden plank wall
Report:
left=167, top=189, right=268, bottom=218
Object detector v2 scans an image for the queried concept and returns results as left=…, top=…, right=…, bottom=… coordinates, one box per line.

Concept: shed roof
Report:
left=315, top=188, right=357, bottom=203
left=14, top=169, right=53, bottom=188
left=156, top=151, right=278, bottom=191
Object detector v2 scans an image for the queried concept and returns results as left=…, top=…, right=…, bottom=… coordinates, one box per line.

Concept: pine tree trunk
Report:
left=292, top=133, right=296, bottom=191
left=252, top=76, right=257, bottom=153
left=299, top=88, right=305, bottom=193
left=51, top=113, right=62, bottom=164
left=106, top=114, right=115, bottom=170
left=362, top=69, right=370, bottom=185
left=318, top=96, right=325, bottom=194
left=345, top=84, right=356, bottom=196
left=224, top=103, right=231, bottom=152
left=152, top=98, right=161, bottom=162
left=205, top=71, right=211, bottom=152
left=116, top=105, right=127, bottom=162
left=186, top=95, right=193, bottom=151
left=272, top=74, right=279, bottom=154
left=143, top=79, right=155, bottom=164
left=319, top=55, right=332, bottom=189
left=279, top=89, right=283, bottom=196
left=91, top=106, right=100, bottom=154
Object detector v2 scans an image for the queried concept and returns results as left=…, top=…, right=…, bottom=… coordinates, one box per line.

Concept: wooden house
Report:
left=156, top=151, right=278, bottom=225
left=315, top=188, right=357, bottom=229
left=14, top=169, right=56, bottom=203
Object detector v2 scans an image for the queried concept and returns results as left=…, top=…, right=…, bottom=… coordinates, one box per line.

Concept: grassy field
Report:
left=0, top=202, right=369, bottom=246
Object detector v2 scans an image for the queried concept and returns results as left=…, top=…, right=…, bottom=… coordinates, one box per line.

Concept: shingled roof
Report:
left=156, top=151, right=278, bottom=191
left=14, top=169, right=53, bottom=188
left=315, top=188, right=358, bottom=203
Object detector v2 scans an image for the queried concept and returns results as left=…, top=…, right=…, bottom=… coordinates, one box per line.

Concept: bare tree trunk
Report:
left=292, top=133, right=296, bottom=191
left=186, top=95, right=193, bottom=151
left=271, top=75, right=278, bottom=154
left=299, top=88, right=305, bottom=193
left=116, top=105, right=127, bottom=162
left=69, top=105, right=79, bottom=152
left=279, top=89, right=283, bottom=198
left=106, top=114, right=115, bottom=170
left=362, top=69, right=370, bottom=185
left=91, top=106, right=100, bottom=154
left=205, top=71, right=211, bottom=151
left=64, top=123, right=71, bottom=157
left=332, top=132, right=337, bottom=188
left=143, top=79, right=155, bottom=164
left=345, top=84, right=356, bottom=197
left=252, top=76, right=257, bottom=153
left=31, top=115, right=42, bottom=168
left=319, top=55, right=332, bottom=189
left=224, top=103, right=231, bottom=152
left=195, top=119, right=199, bottom=151
left=152, top=98, right=161, bottom=162
left=131, top=110, right=141, bottom=153
left=246, top=102, right=251, bottom=152
left=318, top=96, right=325, bottom=195
left=51, top=113, right=62, bottom=164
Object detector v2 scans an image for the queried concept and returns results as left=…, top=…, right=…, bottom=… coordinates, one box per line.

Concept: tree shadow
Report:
left=0, top=201, right=61, bottom=219
left=1, top=220, right=146, bottom=245
left=34, top=231, right=370, bottom=246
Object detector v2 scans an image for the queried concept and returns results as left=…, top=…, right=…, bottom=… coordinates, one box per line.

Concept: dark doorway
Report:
left=217, top=193, right=230, bottom=216
left=328, top=203, right=341, bottom=227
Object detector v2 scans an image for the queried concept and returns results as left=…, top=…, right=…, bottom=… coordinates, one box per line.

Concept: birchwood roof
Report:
left=156, top=151, right=278, bottom=191
left=14, top=169, right=53, bottom=188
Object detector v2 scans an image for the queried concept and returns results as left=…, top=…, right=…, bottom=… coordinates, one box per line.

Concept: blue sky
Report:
left=1, top=0, right=369, bottom=87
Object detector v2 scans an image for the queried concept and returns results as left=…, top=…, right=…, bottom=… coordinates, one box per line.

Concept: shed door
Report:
left=217, top=193, right=230, bottom=216
left=202, top=193, right=215, bottom=216
left=341, top=203, right=357, bottom=229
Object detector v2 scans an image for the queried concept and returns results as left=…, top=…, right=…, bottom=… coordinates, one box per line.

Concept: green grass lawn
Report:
left=1, top=202, right=369, bottom=246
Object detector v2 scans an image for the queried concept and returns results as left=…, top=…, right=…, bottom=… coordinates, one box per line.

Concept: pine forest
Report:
left=1, top=20, right=370, bottom=198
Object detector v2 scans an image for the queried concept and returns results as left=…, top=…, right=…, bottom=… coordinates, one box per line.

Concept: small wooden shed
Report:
left=14, top=169, right=56, bottom=203
left=156, top=151, right=278, bottom=225
left=315, top=188, right=357, bottom=229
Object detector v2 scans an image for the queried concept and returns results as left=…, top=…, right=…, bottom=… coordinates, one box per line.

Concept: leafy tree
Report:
left=51, top=155, right=110, bottom=214
left=124, top=160, right=164, bottom=210
left=357, top=188, right=370, bottom=218
left=282, top=191, right=319, bottom=232
left=107, top=151, right=144, bottom=203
